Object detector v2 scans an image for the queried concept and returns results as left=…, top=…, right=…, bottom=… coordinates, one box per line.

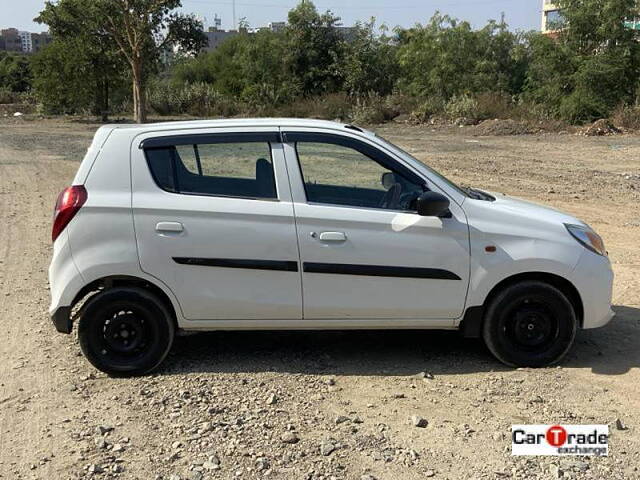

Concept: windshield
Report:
left=373, top=134, right=471, bottom=198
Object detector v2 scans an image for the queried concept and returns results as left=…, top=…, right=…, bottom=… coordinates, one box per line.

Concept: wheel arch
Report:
left=71, top=275, right=179, bottom=329
left=460, top=271, right=584, bottom=337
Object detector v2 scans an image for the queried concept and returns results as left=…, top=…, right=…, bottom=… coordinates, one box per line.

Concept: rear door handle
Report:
left=156, top=221, right=184, bottom=233
left=319, top=231, right=347, bottom=242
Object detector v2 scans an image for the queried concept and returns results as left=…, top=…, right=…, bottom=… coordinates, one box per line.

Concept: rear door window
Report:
left=144, top=138, right=277, bottom=200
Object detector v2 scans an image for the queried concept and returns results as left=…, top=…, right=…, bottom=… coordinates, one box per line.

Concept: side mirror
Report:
left=416, top=191, right=450, bottom=217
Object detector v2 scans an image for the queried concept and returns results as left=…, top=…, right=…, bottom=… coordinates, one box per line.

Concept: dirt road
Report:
left=0, top=118, right=638, bottom=480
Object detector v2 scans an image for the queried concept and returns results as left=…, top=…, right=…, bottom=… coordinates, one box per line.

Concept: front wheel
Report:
left=78, top=287, right=175, bottom=376
left=482, top=281, right=577, bottom=367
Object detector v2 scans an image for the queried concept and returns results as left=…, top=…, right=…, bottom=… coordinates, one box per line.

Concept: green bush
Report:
left=444, top=94, right=480, bottom=121
left=409, top=96, right=446, bottom=123
left=147, top=81, right=241, bottom=118
left=474, top=92, right=515, bottom=120
left=350, top=93, right=400, bottom=125
left=147, top=81, right=190, bottom=115
left=0, top=87, right=20, bottom=104
left=611, top=104, right=640, bottom=130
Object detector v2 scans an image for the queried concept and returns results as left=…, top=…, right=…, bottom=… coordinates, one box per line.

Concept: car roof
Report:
left=103, top=118, right=366, bottom=133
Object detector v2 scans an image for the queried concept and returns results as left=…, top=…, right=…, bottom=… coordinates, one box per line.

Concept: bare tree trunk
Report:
left=132, top=58, right=146, bottom=123
left=102, top=79, right=109, bottom=122
left=138, top=81, right=147, bottom=123
left=132, top=77, right=139, bottom=122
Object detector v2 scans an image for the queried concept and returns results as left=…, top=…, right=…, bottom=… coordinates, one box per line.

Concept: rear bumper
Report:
left=49, top=229, right=84, bottom=331
left=51, top=306, right=72, bottom=334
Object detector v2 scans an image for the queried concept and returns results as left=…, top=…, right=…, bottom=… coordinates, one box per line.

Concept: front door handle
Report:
left=319, top=231, right=347, bottom=242
left=156, top=221, right=184, bottom=233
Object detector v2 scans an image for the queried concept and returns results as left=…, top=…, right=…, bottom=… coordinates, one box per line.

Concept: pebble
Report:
left=280, top=432, right=299, bottom=444
left=615, top=418, right=628, bottom=431
left=320, top=440, right=336, bottom=456
left=203, top=455, right=221, bottom=470
left=411, top=416, right=428, bottom=428
left=94, top=437, right=108, bottom=449
left=255, top=457, right=270, bottom=471
left=96, top=425, right=113, bottom=435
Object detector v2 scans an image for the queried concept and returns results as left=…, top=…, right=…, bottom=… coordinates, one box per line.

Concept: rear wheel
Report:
left=78, top=287, right=175, bottom=376
left=482, top=281, right=577, bottom=367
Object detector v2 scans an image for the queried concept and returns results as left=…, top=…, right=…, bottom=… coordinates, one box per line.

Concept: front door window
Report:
left=295, top=141, right=424, bottom=211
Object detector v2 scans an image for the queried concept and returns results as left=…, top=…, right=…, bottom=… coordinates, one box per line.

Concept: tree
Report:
left=94, top=0, right=206, bottom=122
left=39, top=0, right=206, bottom=123
left=523, top=33, right=574, bottom=115
left=172, top=29, right=293, bottom=106
left=0, top=53, right=32, bottom=92
left=36, top=0, right=126, bottom=120
left=341, top=20, right=398, bottom=96
left=525, top=0, right=640, bottom=122
left=32, top=38, right=129, bottom=117
left=285, top=1, right=345, bottom=95
left=397, top=13, right=524, bottom=100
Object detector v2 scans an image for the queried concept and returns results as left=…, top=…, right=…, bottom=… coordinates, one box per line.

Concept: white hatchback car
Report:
left=49, top=119, right=614, bottom=375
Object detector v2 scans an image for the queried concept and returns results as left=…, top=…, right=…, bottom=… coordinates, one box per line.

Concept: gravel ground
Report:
left=0, top=117, right=638, bottom=480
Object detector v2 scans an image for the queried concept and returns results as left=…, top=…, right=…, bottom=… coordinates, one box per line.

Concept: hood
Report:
left=485, top=191, right=585, bottom=227
left=462, top=191, right=588, bottom=247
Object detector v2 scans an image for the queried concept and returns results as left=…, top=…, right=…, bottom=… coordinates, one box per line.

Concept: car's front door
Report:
left=282, top=130, right=469, bottom=323
left=131, top=129, right=302, bottom=321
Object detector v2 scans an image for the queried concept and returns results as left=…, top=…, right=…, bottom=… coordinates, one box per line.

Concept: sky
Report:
left=1, top=0, right=541, bottom=33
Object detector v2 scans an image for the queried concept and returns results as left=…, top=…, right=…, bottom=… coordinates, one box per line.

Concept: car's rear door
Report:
left=131, top=128, right=302, bottom=321
left=282, top=129, right=470, bottom=323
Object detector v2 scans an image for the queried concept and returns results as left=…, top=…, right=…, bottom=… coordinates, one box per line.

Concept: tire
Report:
left=78, top=287, right=175, bottom=376
left=482, top=281, right=577, bottom=368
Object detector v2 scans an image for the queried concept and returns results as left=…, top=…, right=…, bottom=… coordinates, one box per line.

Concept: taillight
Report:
left=52, top=185, right=87, bottom=242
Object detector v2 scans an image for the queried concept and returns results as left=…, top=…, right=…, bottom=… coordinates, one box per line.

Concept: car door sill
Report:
left=178, top=318, right=458, bottom=330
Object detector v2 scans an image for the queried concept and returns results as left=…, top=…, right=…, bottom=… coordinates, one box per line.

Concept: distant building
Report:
left=30, top=32, right=52, bottom=52
left=19, top=31, right=33, bottom=52
left=268, top=21, right=287, bottom=33
left=0, top=29, right=23, bottom=52
left=542, top=1, right=640, bottom=35
left=541, top=1, right=563, bottom=35
left=0, top=28, right=51, bottom=53
left=198, top=16, right=359, bottom=53
left=203, top=27, right=241, bottom=52
left=624, top=18, right=640, bottom=30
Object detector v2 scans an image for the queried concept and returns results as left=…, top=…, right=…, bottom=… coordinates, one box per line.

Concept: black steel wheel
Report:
left=78, top=287, right=175, bottom=376
left=482, top=281, right=577, bottom=367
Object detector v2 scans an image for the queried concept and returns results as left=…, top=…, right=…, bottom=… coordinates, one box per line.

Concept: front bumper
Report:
left=51, top=306, right=72, bottom=334
left=571, top=249, right=615, bottom=329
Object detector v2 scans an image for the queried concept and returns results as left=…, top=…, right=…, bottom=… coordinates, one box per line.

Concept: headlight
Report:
left=564, top=224, right=607, bottom=256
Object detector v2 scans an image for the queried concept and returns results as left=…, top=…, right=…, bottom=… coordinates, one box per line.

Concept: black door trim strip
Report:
left=140, top=132, right=281, bottom=149
left=303, top=262, right=461, bottom=280
left=173, top=257, right=299, bottom=272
